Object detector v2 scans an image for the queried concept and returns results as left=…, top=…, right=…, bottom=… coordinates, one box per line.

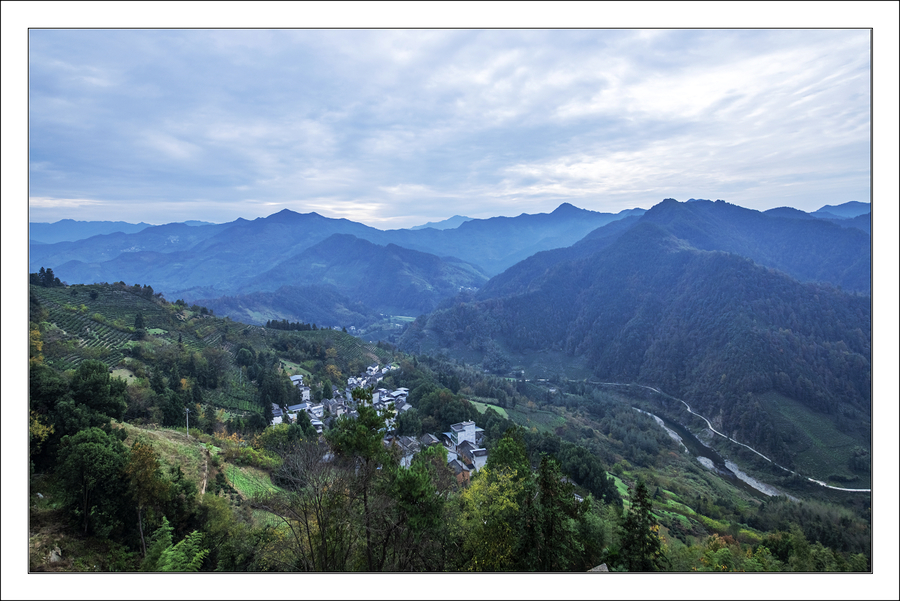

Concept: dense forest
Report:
left=28, top=278, right=870, bottom=573
left=400, top=221, right=871, bottom=472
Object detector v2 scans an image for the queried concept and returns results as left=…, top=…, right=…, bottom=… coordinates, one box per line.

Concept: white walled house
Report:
left=449, top=420, right=476, bottom=447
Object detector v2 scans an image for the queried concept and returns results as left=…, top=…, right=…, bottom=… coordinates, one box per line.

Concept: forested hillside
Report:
left=196, top=284, right=379, bottom=329
left=240, top=233, right=489, bottom=316
left=399, top=221, right=871, bottom=473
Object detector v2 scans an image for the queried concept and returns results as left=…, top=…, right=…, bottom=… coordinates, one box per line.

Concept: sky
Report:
left=25, top=26, right=873, bottom=229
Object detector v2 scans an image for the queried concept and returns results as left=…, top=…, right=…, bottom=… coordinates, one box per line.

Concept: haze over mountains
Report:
left=29, top=200, right=869, bottom=323
left=29, top=203, right=647, bottom=307
left=29, top=219, right=156, bottom=244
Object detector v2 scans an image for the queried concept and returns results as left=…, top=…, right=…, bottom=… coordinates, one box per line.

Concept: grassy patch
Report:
left=280, top=359, right=312, bottom=378
left=505, top=405, right=566, bottom=434
left=611, top=474, right=629, bottom=500
left=469, top=398, right=509, bottom=419
left=119, top=423, right=208, bottom=486
left=659, top=510, right=692, bottom=529
left=224, top=464, right=282, bottom=500
left=664, top=498, right=697, bottom=515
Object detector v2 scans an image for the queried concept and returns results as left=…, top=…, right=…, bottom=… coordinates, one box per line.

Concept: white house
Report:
left=449, top=420, right=476, bottom=447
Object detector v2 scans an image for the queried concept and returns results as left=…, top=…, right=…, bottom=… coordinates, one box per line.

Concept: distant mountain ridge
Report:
left=29, top=219, right=155, bottom=244
left=811, top=201, right=870, bottom=219
left=29, top=199, right=869, bottom=335
left=32, top=203, right=646, bottom=301
left=640, top=199, right=870, bottom=293
left=409, top=215, right=473, bottom=230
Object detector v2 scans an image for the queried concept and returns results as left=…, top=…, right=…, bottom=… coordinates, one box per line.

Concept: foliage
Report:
left=56, top=427, right=130, bottom=537
left=617, top=480, right=667, bottom=572
left=142, top=517, right=209, bottom=572
left=457, top=467, right=522, bottom=571
left=124, top=441, right=170, bottom=556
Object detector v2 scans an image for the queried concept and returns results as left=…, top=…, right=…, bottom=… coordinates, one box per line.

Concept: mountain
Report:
left=196, top=284, right=379, bottom=328
left=766, top=205, right=870, bottom=234
left=29, top=219, right=155, bottom=244
left=640, top=199, right=870, bottom=293
left=811, top=201, right=870, bottom=219
left=29, top=221, right=237, bottom=273
left=409, top=215, right=473, bottom=230
left=477, top=215, right=643, bottom=300
left=399, top=220, right=870, bottom=467
left=36, top=204, right=644, bottom=312
left=484, top=199, right=869, bottom=301
left=383, top=204, right=646, bottom=275
left=764, top=207, right=817, bottom=220
left=242, top=234, right=489, bottom=316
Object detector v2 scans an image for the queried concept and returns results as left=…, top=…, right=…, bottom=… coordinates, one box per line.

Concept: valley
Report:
left=27, top=198, right=872, bottom=573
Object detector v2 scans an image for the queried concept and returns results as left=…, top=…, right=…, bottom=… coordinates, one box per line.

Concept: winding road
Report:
left=600, top=382, right=871, bottom=493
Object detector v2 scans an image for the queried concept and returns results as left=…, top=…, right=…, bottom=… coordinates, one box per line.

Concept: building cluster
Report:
left=270, top=363, right=489, bottom=481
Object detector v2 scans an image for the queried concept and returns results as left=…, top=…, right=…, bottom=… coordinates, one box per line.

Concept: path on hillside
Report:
left=598, top=382, right=871, bottom=493
left=199, top=448, right=210, bottom=496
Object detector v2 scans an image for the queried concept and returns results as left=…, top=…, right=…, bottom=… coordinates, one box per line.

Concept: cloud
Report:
left=27, top=29, right=872, bottom=227
left=28, top=196, right=107, bottom=210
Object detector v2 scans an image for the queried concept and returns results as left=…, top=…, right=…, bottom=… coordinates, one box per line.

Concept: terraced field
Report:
left=32, top=284, right=167, bottom=370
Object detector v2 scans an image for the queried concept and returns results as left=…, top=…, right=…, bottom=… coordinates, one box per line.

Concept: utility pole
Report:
left=185, top=406, right=190, bottom=438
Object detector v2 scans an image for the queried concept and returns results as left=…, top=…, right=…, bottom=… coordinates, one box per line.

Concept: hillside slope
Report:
left=400, top=222, right=871, bottom=468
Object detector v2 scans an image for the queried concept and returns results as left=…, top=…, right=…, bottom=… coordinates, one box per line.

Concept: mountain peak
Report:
left=262, top=208, right=325, bottom=222
left=552, top=202, right=582, bottom=214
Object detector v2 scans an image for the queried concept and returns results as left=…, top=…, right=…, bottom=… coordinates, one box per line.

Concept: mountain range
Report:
left=399, top=204, right=871, bottom=467
left=30, top=203, right=646, bottom=314
left=28, top=199, right=869, bottom=330
left=29, top=219, right=156, bottom=244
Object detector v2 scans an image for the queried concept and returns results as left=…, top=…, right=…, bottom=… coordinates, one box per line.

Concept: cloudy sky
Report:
left=25, top=27, right=874, bottom=229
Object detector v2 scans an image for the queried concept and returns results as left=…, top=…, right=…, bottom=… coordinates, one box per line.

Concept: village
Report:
left=269, top=362, right=487, bottom=484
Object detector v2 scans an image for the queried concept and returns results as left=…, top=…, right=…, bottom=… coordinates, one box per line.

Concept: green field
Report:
left=610, top=474, right=629, bottom=499
left=225, top=464, right=282, bottom=499
left=504, top=403, right=567, bottom=434
left=469, top=398, right=509, bottom=419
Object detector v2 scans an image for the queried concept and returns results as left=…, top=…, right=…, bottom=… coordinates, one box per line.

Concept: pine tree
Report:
left=618, top=479, right=667, bottom=571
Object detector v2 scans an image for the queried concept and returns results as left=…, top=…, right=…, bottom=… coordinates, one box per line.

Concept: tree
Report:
left=373, top=455, right=449, bottom=571
left=125, top=442, right=170, bottom=556
left=57, top=427, right=129, bottom=536
left=134, top=312, right=145, bottom=330
left=327, top=404, right=393, bottom=571
left=256, top=439, right=360, bottom=571
left=457, top=466, right=523, bottom=571
left=236, top=348, right=254, bottom=367
left=523, top=455, right=586, bottom=571
left=486, top=426, right=530, bottom=478
left=68, top=359, right=127, bottom=423
left=394, top=408, right=422, bottom=437
left=618, top=479, right=667, bottom=571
